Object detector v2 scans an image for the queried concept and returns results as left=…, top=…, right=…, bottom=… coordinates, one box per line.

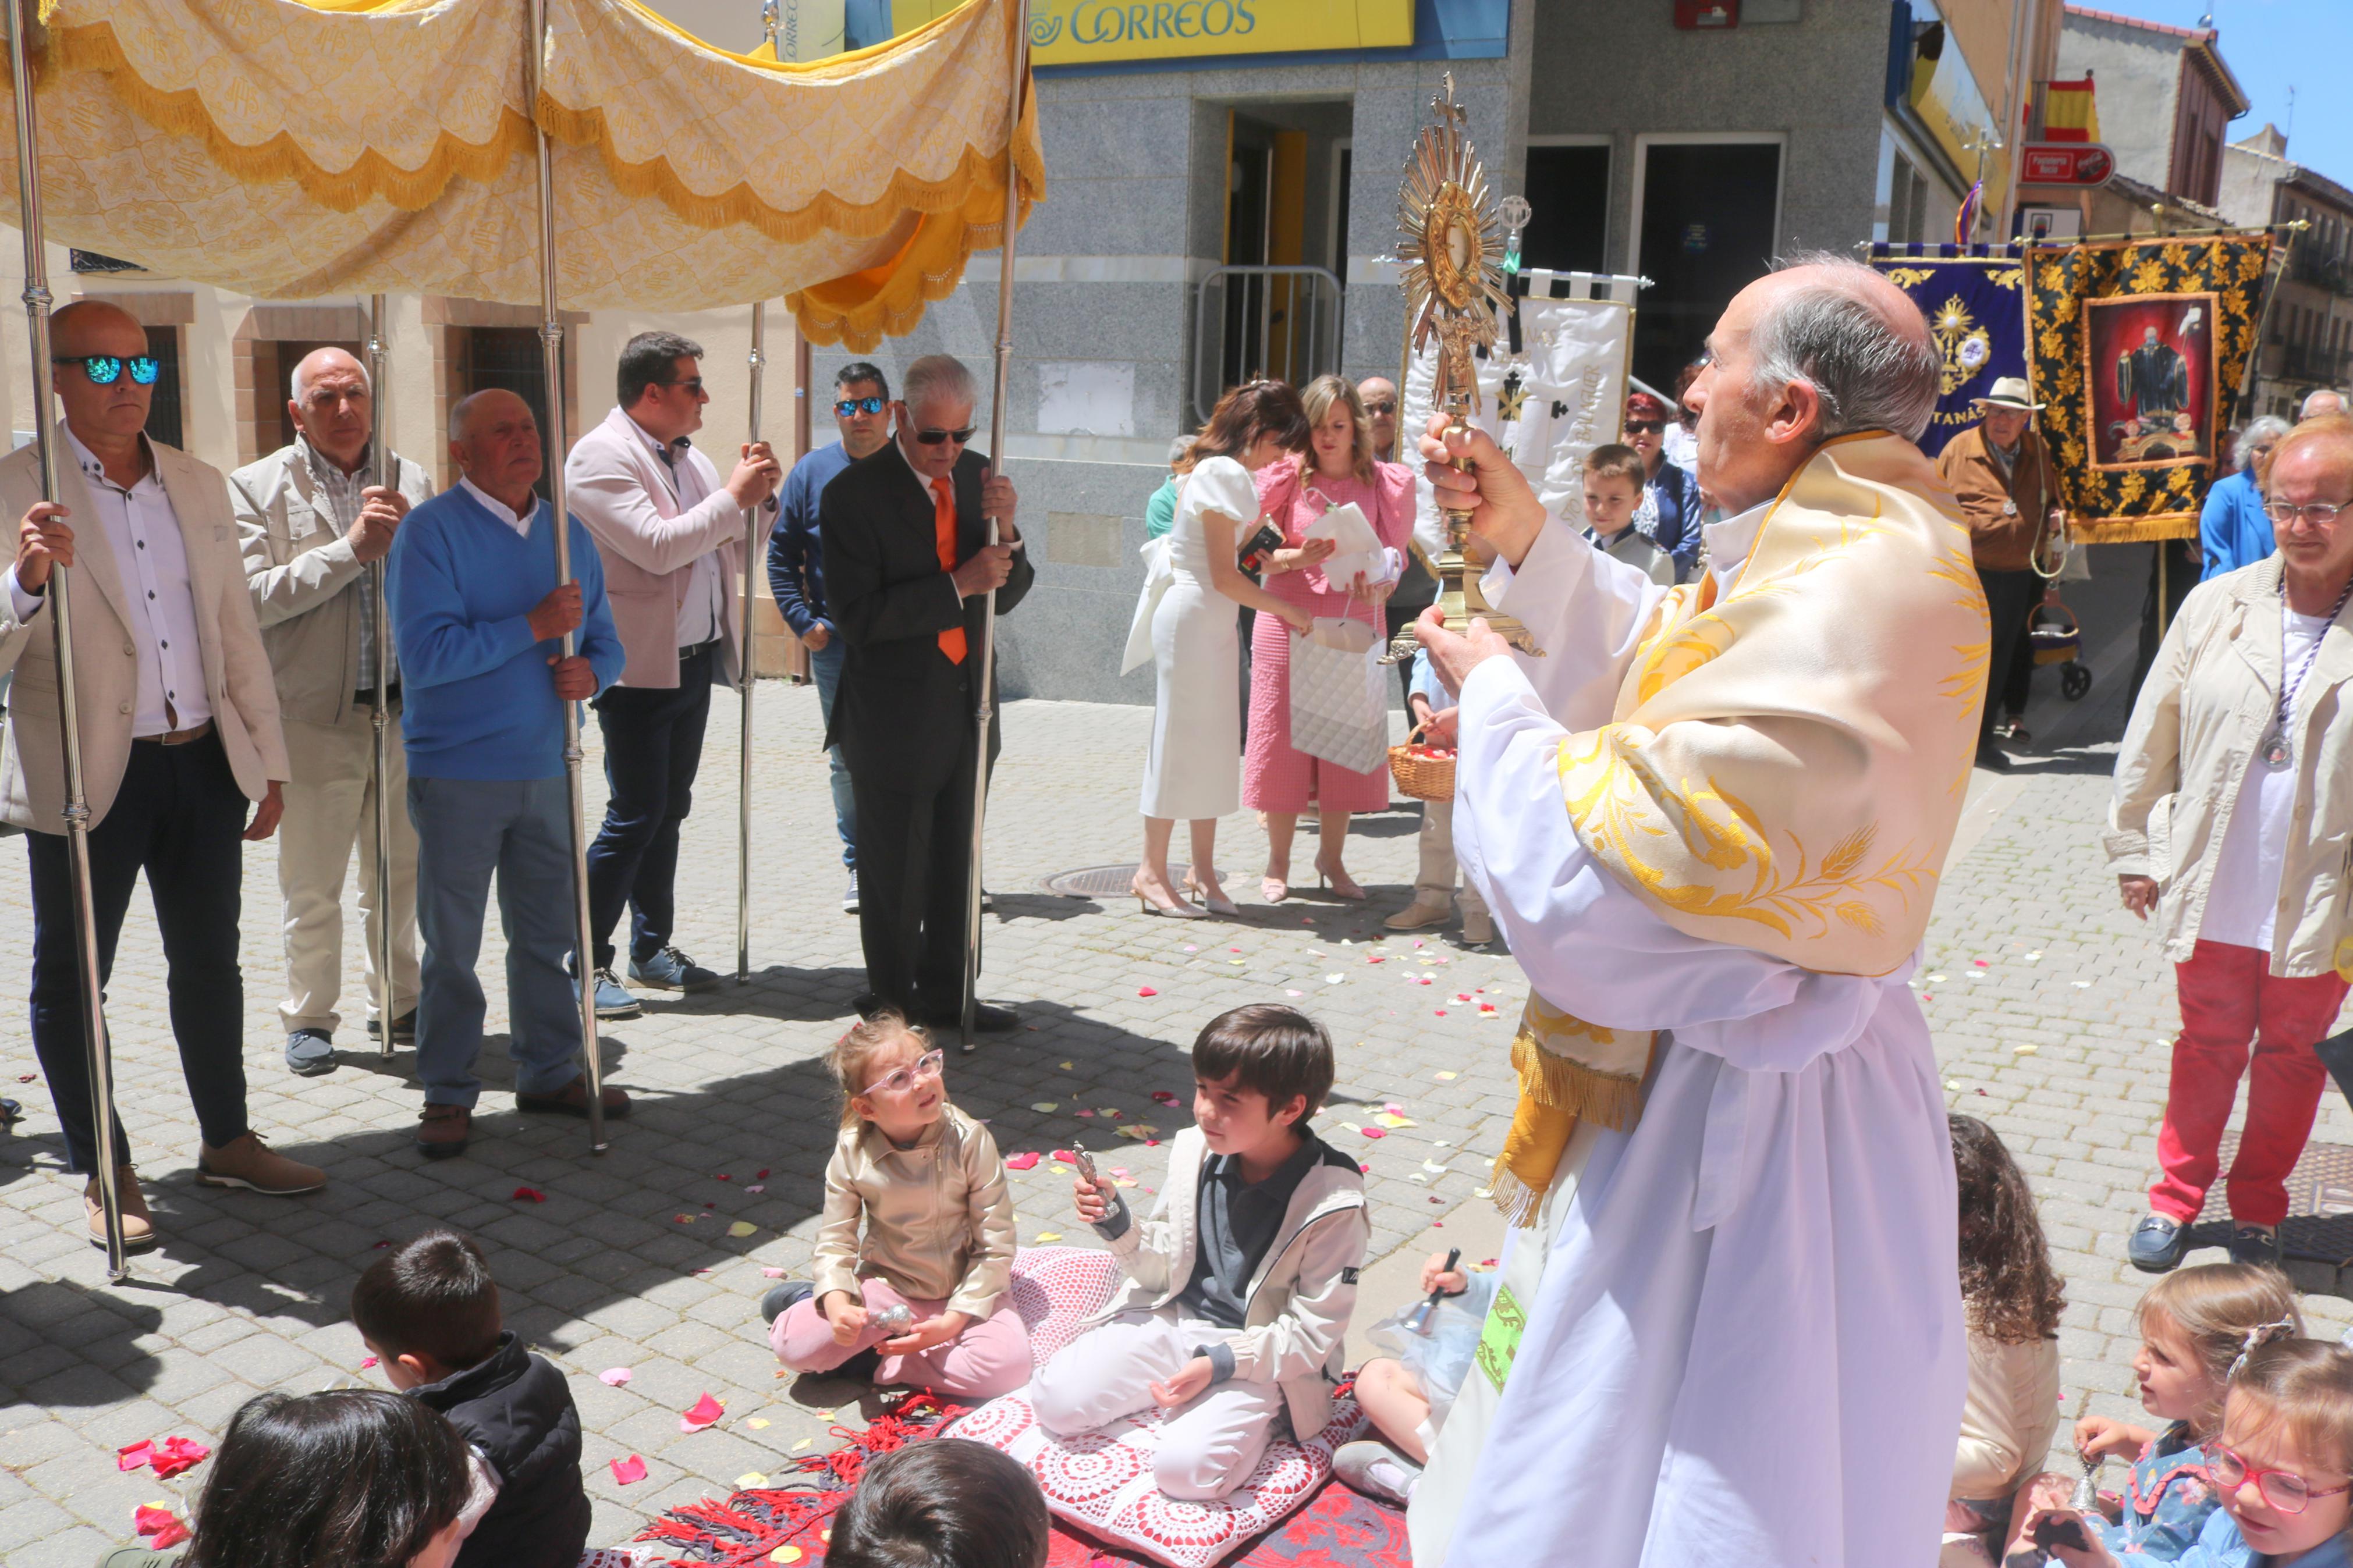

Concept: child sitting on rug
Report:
left=354, top=1227, right=591, bottom=1568
left=1031, top=1003, right=1369, bottom=1502
left=99, top=1388, right=478, bottom=1568
left=763, top=1011, right=1031, bottom=1399
left=1940, top=1114, right=2065, bottom=1566
left=2007, top=1263, right=2302, bottom=1564
left=1329, top=1247, right=1500, bottom=1507
left=2021, top=1338, right=2353, bottom=1568
left=827, top=1439, right=1051, bottom=1568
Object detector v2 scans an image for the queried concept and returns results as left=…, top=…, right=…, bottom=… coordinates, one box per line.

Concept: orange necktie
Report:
left=932, top=477, right=967, bottom=664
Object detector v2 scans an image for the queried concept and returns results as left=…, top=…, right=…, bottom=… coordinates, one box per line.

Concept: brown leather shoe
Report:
left=414, top=1103, right=471, bottom=1160
left=195, top=1132, right=326, bottom=1194
left=514, top=1078, right=631, bottom=1119
left=83, top=1167, right=158, bottom=1251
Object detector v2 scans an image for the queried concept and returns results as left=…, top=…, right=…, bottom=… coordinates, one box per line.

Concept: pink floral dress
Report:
left=1242, top=458, right=1417, bottom=814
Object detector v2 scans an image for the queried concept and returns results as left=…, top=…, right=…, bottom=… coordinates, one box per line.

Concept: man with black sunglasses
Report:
left=769, top=361, right=892, bottom=914
left=0, top=298, right=320, bottom=1249
left=819, top=354, right=1032, bottom=1036
left=566, top=330, right=781, bottom=1018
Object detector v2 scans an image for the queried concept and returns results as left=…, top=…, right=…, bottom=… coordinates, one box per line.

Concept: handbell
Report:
left=870, top=1302, right=914, bottom=1335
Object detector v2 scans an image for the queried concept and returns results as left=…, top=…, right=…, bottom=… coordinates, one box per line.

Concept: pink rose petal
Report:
left=746, top=1183, right=766, bottom=1193
left=762, top=1267, right=789, bottom=1278
left=360, top=1356, right=378, bottom=1370
left=611, top=1455, right=648, bottom=1485
left=680, top=1392, right=725, bottom=1432
left=599, top=1367, right=632, bottom=1386
left=1361, top=1127, right=1386, bottom=1139
left=1003, top=1151, right=1040, bottom=1170
left=116, top=1440, right=153, bottom=1471
left=1137, top=986, right=1158, bottom=997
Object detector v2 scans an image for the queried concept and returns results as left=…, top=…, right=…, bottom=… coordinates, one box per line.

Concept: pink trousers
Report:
left=2150, top=940, right=2351, bottom=1226
left=769, top=1277, right=1032, bottom=1399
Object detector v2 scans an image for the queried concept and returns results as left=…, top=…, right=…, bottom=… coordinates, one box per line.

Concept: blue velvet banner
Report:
left=1868, top=243, right=2029, bottom=458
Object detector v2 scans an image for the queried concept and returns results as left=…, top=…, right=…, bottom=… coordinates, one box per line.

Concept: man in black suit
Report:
left=819, top=354, right=1034, bottom=1033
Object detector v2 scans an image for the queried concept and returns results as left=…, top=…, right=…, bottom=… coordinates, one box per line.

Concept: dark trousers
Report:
left=27, top=731, right=250, bottom=1173
left=1975, top=567, right=2036, bottom=746
left=1999, top=604, right=2036, bottom=717
left=585, top=644, right=715, bottom=970
left=851, top=738, right=982, bottom=1023
left=1386, top=593, right=1434, bottom=703
left=2133, top=538, right=2202, bottom=705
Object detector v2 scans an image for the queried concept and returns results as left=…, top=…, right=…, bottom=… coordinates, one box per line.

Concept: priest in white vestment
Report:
left=1407, top=254, right=1983, bottom=1567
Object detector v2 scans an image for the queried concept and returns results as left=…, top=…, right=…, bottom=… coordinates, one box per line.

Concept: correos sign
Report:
left=1023, top=0, right=1412, bottom=63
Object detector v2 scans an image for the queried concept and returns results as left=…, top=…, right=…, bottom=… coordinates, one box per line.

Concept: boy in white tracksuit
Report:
left=1032, top=1004, right=1369, bottom=1500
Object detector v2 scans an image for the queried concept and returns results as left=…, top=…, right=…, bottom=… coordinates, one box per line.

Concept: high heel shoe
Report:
left=1261, top=866, right=1291, bottom=904
left=1183, top=871, right=1238, bottom=917
left=1315, top=857, right=1366, bottom=901
left=1133, top=876, right=1209, bottom=919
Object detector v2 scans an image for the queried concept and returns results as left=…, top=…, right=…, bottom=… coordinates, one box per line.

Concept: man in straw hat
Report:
left=1404, top=253, right=1982, bottom=1566
left=1937, top=375, right=2060, bottom=770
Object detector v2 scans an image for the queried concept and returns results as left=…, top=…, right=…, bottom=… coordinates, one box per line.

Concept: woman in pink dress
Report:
left=1244, top=375, right=1417, bottom=901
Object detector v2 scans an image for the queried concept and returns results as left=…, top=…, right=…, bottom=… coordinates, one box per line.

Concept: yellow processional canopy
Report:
left=5, top=0, right=1044, bottom=349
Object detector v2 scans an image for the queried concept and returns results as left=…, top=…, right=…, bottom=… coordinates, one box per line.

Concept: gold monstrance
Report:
left=1392, top=74, right=1542, bottom=658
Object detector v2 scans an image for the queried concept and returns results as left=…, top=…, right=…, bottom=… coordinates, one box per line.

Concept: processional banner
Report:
left=2027, top=235, right=2273, bottom=543
left=1866, top=243, right=2027, bottom=460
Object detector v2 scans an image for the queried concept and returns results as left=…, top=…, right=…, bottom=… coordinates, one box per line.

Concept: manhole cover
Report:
left=1041, top=863, right=1198, bottom=899
left=2189, top=1136, right=2353, bottom=1267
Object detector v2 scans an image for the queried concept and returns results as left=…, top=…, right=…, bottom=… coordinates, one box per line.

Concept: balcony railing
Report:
left=2280, top=345, right=2350, bottom=385
left=2291, top=250, right=2353, bottom=296
left=1191, top=265, right=1344, bottom=426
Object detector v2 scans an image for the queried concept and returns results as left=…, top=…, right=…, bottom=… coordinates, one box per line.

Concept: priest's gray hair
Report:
left=1749, top=251, right=1942, bottom=442
left=902, top=354, right=978, bottom=418
left=290, top=349, right=371, bottom=406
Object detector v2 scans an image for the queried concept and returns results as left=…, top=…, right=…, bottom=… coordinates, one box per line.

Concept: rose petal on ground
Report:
left=151, top=1438, right=210, bottom=1478
left=1139, top=986, right=1160, bottom=995
left=611, top=1456, right=648, bottom=1485
left=1361, top=1127, right=1387, bottom=1139
left=746, top=1183, right=766, bottom=1193
left=1152, top=1090, right=1177, bottom=1104
left=1051, top=1149, right=1078, bottom=1164
left=599, top=1368, right=632, bottom=1386
left=1075, top=1108, right=1096, bottom=1117
left=746, top=1417, right=771, bottom=1429
left=1003, top=1151, right=1041, bottom=1170
left=727, top=1221, right=758, bottom=1238
left=361, top=1356, right=378, bottom=1370
left=1435, top=1071, right=1457, bottom=1080
left=1031, top=1102, right=1059, bottom=1112
left=772, top=1548, right=804, bottom=1564
left=1114, top=1124, right=1158, bottom=1140
left=792, top=1438, right=814, bottom=1452
left=1325, top=975, right=1344, bottom=984
left=511, top=1186, right=546, bottom=1203
left=680, top=1393, right=725, bottom=1432
left=757, top=1168, right=771, bottom=1179
left=134, top=1504, right=179, bottom=1536
left=2013, top=1043, right=2039, bottom=1055
left=1974, top=959, right=1988, bottom=968
left=1435, top=1009, right=1447, bottom=1016
left=761, top=1267, right=789, bottom=1278
left=117, top=1441, right=153, bottom=1471
left=1035, top=1232, right=1063, bottom=1242
left=715, top=1173, right=732, bottom=1181
left=737, top=1471, right=770, bottom=1489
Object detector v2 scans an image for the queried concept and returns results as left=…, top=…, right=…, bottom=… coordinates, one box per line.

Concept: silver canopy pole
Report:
left=8, top=0, right=126, bottom=1278
left=960, top=0, right=1030, bottom=1049
left=736, top=301, right=765, bottom=983
left=366, top=294, right=397, bottom=1059
left=526, top=0, right=605, bottom=1151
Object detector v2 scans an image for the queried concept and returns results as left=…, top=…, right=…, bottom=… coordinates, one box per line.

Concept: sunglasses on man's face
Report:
left=915, top=427, right=976, bottom=447
left=56, top=354, right=159, bottom=387
left=666, top=376, right=706, bottom=396
left=835, top=396, right=886, bottom=417
left=1364, top=399, right=1397, bottom=417
left=1624, top=419, right=1665, bottom=435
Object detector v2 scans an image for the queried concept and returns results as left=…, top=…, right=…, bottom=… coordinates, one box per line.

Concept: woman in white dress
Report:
left=1135, top=382, right=1314, bottom=916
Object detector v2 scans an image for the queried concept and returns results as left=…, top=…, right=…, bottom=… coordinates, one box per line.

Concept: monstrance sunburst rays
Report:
left=1396, top=75, right=1510, bottom=415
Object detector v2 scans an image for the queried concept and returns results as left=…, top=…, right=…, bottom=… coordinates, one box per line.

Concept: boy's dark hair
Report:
left=837, top=361, right=891, bottom=398
left=350, top=1227, right=503, bottom=1370
left=183, top=1389, right=470, bottom=1568
left=825, top=1440, right=1050, bottom=1568
left=1191, top=1004, right=1335, bottom=1122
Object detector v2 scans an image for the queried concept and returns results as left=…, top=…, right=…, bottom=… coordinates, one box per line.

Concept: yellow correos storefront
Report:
left=890, top=0, right=1413, bottom=65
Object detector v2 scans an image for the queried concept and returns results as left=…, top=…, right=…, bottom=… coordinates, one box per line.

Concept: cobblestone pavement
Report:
left=1, top=652, right=2344, bottom=1558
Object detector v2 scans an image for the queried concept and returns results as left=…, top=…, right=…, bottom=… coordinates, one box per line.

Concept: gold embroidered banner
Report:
left=2027, top=234, right=2273, bottom=543
left=6, top=0, right=1044, bottom=347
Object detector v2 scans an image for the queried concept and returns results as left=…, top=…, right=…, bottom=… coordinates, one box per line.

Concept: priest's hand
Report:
left=1419, top=412, right=1545, bottom=568
left=1149, top=1356, right=1214, bottom=1409
left=1415, top=604, right=1514, bottom=696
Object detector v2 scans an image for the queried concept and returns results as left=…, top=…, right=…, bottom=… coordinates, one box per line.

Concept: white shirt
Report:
left=626, top=416, right=724, bottom=649
left=2202, top=606, right=2332, bottom=950
left=5, top=427, right=211, bottom=737
left=459, top=476, right=536, bottom=538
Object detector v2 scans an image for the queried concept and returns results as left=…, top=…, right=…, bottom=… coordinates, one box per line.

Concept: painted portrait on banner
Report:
left=2086, top=293, right=2217, bottom=470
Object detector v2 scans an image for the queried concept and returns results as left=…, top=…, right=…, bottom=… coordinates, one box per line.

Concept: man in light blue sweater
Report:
left=388, top=389, right=627, bottom=1158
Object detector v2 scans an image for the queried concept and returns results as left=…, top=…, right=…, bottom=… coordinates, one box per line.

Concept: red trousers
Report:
left=2150, top=940, right=2351, bottom=1226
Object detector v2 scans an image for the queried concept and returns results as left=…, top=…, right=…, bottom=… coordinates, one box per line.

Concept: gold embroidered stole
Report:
left=1492, top=433, right=1986, bottom=1224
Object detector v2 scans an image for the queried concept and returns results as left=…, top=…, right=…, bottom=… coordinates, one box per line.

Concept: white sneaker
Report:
left=843, top=871, right=860, bottom=914
left=1332, top=1439, right=1421, bottom=1506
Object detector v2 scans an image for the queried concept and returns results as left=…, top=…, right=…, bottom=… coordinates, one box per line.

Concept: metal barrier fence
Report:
left=1191, top=264, right=1344, bottom=424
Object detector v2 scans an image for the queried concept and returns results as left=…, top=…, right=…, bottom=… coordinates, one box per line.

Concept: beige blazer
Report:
left=2106, top=553, right=2353, bottom=976
left=811, top=1104, right=1017, bottom=1319
left=0, top=428, right=290, bottom=831
left=565, top=406, right=746, bottom=691
left=232, top=442, right=434, bottom=728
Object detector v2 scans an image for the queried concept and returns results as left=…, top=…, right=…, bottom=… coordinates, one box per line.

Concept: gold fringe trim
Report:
left=1488, top=1156, right=1544, bottom=1229
left=2069, top=512, right=2199, bottom=545
left=1510, top=1028, right=1645, bottom=1130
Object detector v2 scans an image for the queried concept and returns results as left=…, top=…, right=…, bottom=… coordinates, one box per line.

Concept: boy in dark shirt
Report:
left=1031, top=1004, right=1369, bottom=1500
left=353, top=1228, right=591, bottom=1568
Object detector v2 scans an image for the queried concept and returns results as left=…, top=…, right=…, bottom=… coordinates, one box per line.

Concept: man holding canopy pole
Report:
left=1, top=298, right=325, bottom=1250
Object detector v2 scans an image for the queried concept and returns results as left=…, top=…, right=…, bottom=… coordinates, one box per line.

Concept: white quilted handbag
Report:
left=1287, top=616, right=1387, bottom=775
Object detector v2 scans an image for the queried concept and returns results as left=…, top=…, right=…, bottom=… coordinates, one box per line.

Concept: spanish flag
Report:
left=2043, top=76, right=2100, bottom=144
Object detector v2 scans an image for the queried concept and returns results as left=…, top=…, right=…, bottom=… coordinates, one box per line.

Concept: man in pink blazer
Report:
left=565, top=331, right=780, bottom=1016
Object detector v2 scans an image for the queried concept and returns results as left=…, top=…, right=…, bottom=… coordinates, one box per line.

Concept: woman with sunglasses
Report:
left=1244, top=375, right=1417, bottom=902
left=2109, top=415, right=2353, bottom=1278
left=1623, top=390, right=1705, bottom=583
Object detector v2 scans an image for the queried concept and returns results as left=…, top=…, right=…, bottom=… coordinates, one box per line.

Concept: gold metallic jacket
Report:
left=811, top=1103, right=1017, bottom=1318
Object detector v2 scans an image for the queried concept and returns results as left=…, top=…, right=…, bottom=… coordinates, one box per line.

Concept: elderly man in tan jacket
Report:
left=1, top=298, right=321, bottom=1250
left=1937, top=376, right=2059, bottom=771
left=2107, top=414, right=2353, bottom=1275
left=235, top=346, right=434, bottom=1078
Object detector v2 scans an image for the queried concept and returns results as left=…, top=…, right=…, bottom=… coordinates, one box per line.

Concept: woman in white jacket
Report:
left=2107, top=415, right=2353, bottom=1277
